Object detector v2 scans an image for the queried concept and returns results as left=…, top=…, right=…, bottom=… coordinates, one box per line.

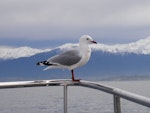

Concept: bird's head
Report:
left=79, top=35, right=97, bottom=44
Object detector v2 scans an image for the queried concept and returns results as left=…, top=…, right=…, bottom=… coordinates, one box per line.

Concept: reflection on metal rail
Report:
left=0, top=79, right=150, bottom=113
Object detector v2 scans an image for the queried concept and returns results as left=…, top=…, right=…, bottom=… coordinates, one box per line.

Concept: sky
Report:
left=0, top=0, right=150, bottom=48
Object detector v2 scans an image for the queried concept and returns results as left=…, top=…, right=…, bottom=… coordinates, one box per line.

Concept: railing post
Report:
left=64, top=84, right=68, bottom=113
left=114, top=95, right=121, bottom=113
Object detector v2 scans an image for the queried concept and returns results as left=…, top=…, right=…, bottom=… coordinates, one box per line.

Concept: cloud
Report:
left=0, top=0, right=150, bottom=42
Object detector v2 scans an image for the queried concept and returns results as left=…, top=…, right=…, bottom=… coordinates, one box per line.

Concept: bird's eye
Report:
left=86, top=38, right=89, bottom=40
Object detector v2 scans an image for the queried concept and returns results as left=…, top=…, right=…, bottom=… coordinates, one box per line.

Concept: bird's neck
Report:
left=79, top=43, right=91, bottom=56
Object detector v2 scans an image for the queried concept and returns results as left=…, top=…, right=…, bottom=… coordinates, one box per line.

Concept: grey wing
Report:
left=47, top=50, right=82, bottom=66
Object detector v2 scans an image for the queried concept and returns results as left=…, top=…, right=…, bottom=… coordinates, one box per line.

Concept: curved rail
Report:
left=0, top=79, right=150, bottom=113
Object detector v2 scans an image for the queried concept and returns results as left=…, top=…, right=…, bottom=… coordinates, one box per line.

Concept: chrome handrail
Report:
left=0, top=79, right=150, bottom=113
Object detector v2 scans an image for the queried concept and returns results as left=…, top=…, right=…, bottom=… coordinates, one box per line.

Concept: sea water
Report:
left=0, top=80, right=149, bottom=113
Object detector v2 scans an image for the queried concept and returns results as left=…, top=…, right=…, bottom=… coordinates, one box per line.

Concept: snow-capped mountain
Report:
left=0, top=46, right=51, bottom=60
left=1, top=36, right=150, bottom=60
left=91, top=36, right=150, bottom=54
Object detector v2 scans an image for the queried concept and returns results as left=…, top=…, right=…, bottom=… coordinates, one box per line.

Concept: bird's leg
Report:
left=71, top=70, right=80, bottom=82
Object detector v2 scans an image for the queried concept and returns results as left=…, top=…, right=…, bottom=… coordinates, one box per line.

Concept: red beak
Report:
left=91, top=40, right=97, bottom=44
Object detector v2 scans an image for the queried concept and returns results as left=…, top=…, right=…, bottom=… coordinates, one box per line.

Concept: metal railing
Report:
left=0, top=79, right=150, bottom=113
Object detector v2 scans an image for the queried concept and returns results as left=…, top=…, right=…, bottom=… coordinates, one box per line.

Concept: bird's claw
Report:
left=72, top=79, right=80, bottom=82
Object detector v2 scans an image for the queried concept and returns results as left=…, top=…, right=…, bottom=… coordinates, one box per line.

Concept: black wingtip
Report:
left=36, top=61, right=52, bottom=66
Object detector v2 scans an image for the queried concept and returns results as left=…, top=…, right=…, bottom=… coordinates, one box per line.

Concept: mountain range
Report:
left=0, top=37, right=150, bottom=81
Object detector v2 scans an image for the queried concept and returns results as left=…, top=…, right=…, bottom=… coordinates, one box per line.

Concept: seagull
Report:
left=37, top=35, right=97, bottom=81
